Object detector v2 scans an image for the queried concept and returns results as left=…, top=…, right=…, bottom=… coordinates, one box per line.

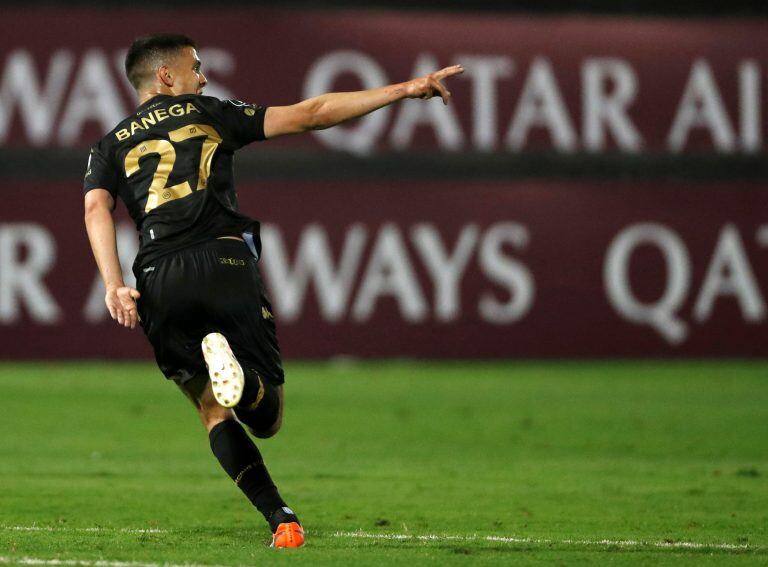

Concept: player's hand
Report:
left=405, top=64, right=464, bottom=105
left=105, top=286, right=141, bottom=329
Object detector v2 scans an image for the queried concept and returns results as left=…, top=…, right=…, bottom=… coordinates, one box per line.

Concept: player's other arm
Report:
left=84, top=189, right=140, bottom=329
left=263, top=65, right=463, bottom=138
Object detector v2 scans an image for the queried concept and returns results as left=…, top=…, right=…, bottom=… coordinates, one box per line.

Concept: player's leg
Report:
left=234, top=373, right=284, bottom=439
left=197, top=239, right=301, bottom=545
left=200, top=332, right=283, bottom=437
left=205, top=241, right=288, bottom=439
left=176, top=372, right=234, bottom=431
left=177, top=374, right=302, bottom=546
left=137, top=241, right=302, bottom=546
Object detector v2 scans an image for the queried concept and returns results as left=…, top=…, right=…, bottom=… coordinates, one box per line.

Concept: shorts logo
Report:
left=244, top=108, right=256, bottom=116
left=261, top=306, right=274, bottom=320
left=218, top=257, right=246, bottom=266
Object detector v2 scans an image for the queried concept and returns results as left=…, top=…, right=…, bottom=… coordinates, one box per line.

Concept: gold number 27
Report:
left=124, top=124, right=223, bottom=212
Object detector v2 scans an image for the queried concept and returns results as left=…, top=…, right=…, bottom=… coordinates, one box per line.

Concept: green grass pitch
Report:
left=0, top=360, right=766, bottom=565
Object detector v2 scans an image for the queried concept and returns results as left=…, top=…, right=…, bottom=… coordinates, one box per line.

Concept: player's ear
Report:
left=158, top=64, right=174, bottom=87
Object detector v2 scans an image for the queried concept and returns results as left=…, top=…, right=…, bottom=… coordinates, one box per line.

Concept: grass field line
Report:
left=0, top=557, right=227, bottom=567
left=2, top=526, right=167, bottom=535
left=331, top=530, right=753, bottom=551
left=2, top=525, right=756, bottom=554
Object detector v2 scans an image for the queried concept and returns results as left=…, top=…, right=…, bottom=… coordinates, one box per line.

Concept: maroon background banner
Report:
left=1, top=8, right=766, bottom=154
left=1, top=9, right=765, bottom=358
left=1, top=180, right=766, bottom=358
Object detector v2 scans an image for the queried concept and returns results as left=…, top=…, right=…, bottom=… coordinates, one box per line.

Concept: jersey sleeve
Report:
left=216, top=99, right=268, bottom=148
left=83, top=142, right=119, bottom=196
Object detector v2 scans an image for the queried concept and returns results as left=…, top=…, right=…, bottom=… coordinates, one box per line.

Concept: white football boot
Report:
left=202, top=332, right=244, bottom=407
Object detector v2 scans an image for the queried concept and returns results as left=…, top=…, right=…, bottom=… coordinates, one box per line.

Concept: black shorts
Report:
left=136, top=238, right=284, bottom=386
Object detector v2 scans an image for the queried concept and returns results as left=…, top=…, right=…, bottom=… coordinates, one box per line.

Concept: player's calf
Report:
left=208, top=419, right=302, bottom=546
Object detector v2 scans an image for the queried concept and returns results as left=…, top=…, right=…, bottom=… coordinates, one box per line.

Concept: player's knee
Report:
left=251, top=415, right=282, bottom=439
left=200, top=400, right=234, bottom=432
left=233, top=381, right=283, bottom=438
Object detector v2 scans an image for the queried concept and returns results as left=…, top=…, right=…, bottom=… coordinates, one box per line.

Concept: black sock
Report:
left=208, top=420, right=286, bottom=522
left=268, top=506, right=301, bottom=533
left=238, top=368, right=265, bottom=407
left=235, top=371, right=280, bottom=433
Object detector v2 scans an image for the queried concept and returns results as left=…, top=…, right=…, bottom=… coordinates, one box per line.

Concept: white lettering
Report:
left=352, top=224, right=427, bottom=322
left=758, top=225, right=768, bottom=247
left=112, top=48, right=136, bottom=106
left=458, top=55, right=513, bottom=151
left=506, top=58, right=577, bottom=152
left=582, top=58, right=642, bottom=152
left=604, top=223, right=690, bottom=344
left=390, top=54, right=465, bottom=151
left=58, top=49, right=127, bottom=144
left=478, top=222, right=534, bottom=324
left=668, top=60, right=736, bottom=152
left=304, top=51, right=389, bottom=155
left=0, top=223, right=61, bottom=323
left=0, top=49, right=74, bottom=145
left=261, top=224, right=366, bottom=322
left=739, top=60, right=761, bottom=152
left=693, top=224, right=765, bottom=322
left=411, top=224, right=479, bottom=321
left=198, top=48, right=236, bottom=100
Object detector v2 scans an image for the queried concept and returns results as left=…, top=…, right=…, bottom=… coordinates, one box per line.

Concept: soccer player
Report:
left=83, top=33, right=462, bottom=548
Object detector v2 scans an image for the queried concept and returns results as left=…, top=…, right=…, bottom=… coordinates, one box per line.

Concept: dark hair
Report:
left=124, top=34, right=197, bottom=90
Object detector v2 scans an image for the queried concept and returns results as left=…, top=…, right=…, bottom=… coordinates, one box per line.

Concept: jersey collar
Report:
left=136, top=94, right=173, bottom=113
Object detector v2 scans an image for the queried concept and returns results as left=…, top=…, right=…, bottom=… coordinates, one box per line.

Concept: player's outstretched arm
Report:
left=263, top=64, right=464, bottom=138
left=84, top=189, right=140, bottom=329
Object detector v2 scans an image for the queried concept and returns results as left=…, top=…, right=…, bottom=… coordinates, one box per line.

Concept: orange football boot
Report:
left=271, top=521, right=305, bottom=548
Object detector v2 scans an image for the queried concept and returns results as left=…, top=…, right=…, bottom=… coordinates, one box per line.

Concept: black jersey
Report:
left=83, top=94, right=268, bottom=270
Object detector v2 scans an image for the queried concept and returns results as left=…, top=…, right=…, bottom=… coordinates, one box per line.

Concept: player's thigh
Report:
left=136, top=244, right=219, bottom=381
left=137, top=239, right=278, bottom=383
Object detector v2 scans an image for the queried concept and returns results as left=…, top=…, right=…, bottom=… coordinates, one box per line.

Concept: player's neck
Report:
left=137, top=85, right=176, bottom=106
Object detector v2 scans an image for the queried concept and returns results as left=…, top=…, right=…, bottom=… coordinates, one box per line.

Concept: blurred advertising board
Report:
left=1, top=8, right=767, bottom=155
left=1, top=180, right=766, bottom=358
